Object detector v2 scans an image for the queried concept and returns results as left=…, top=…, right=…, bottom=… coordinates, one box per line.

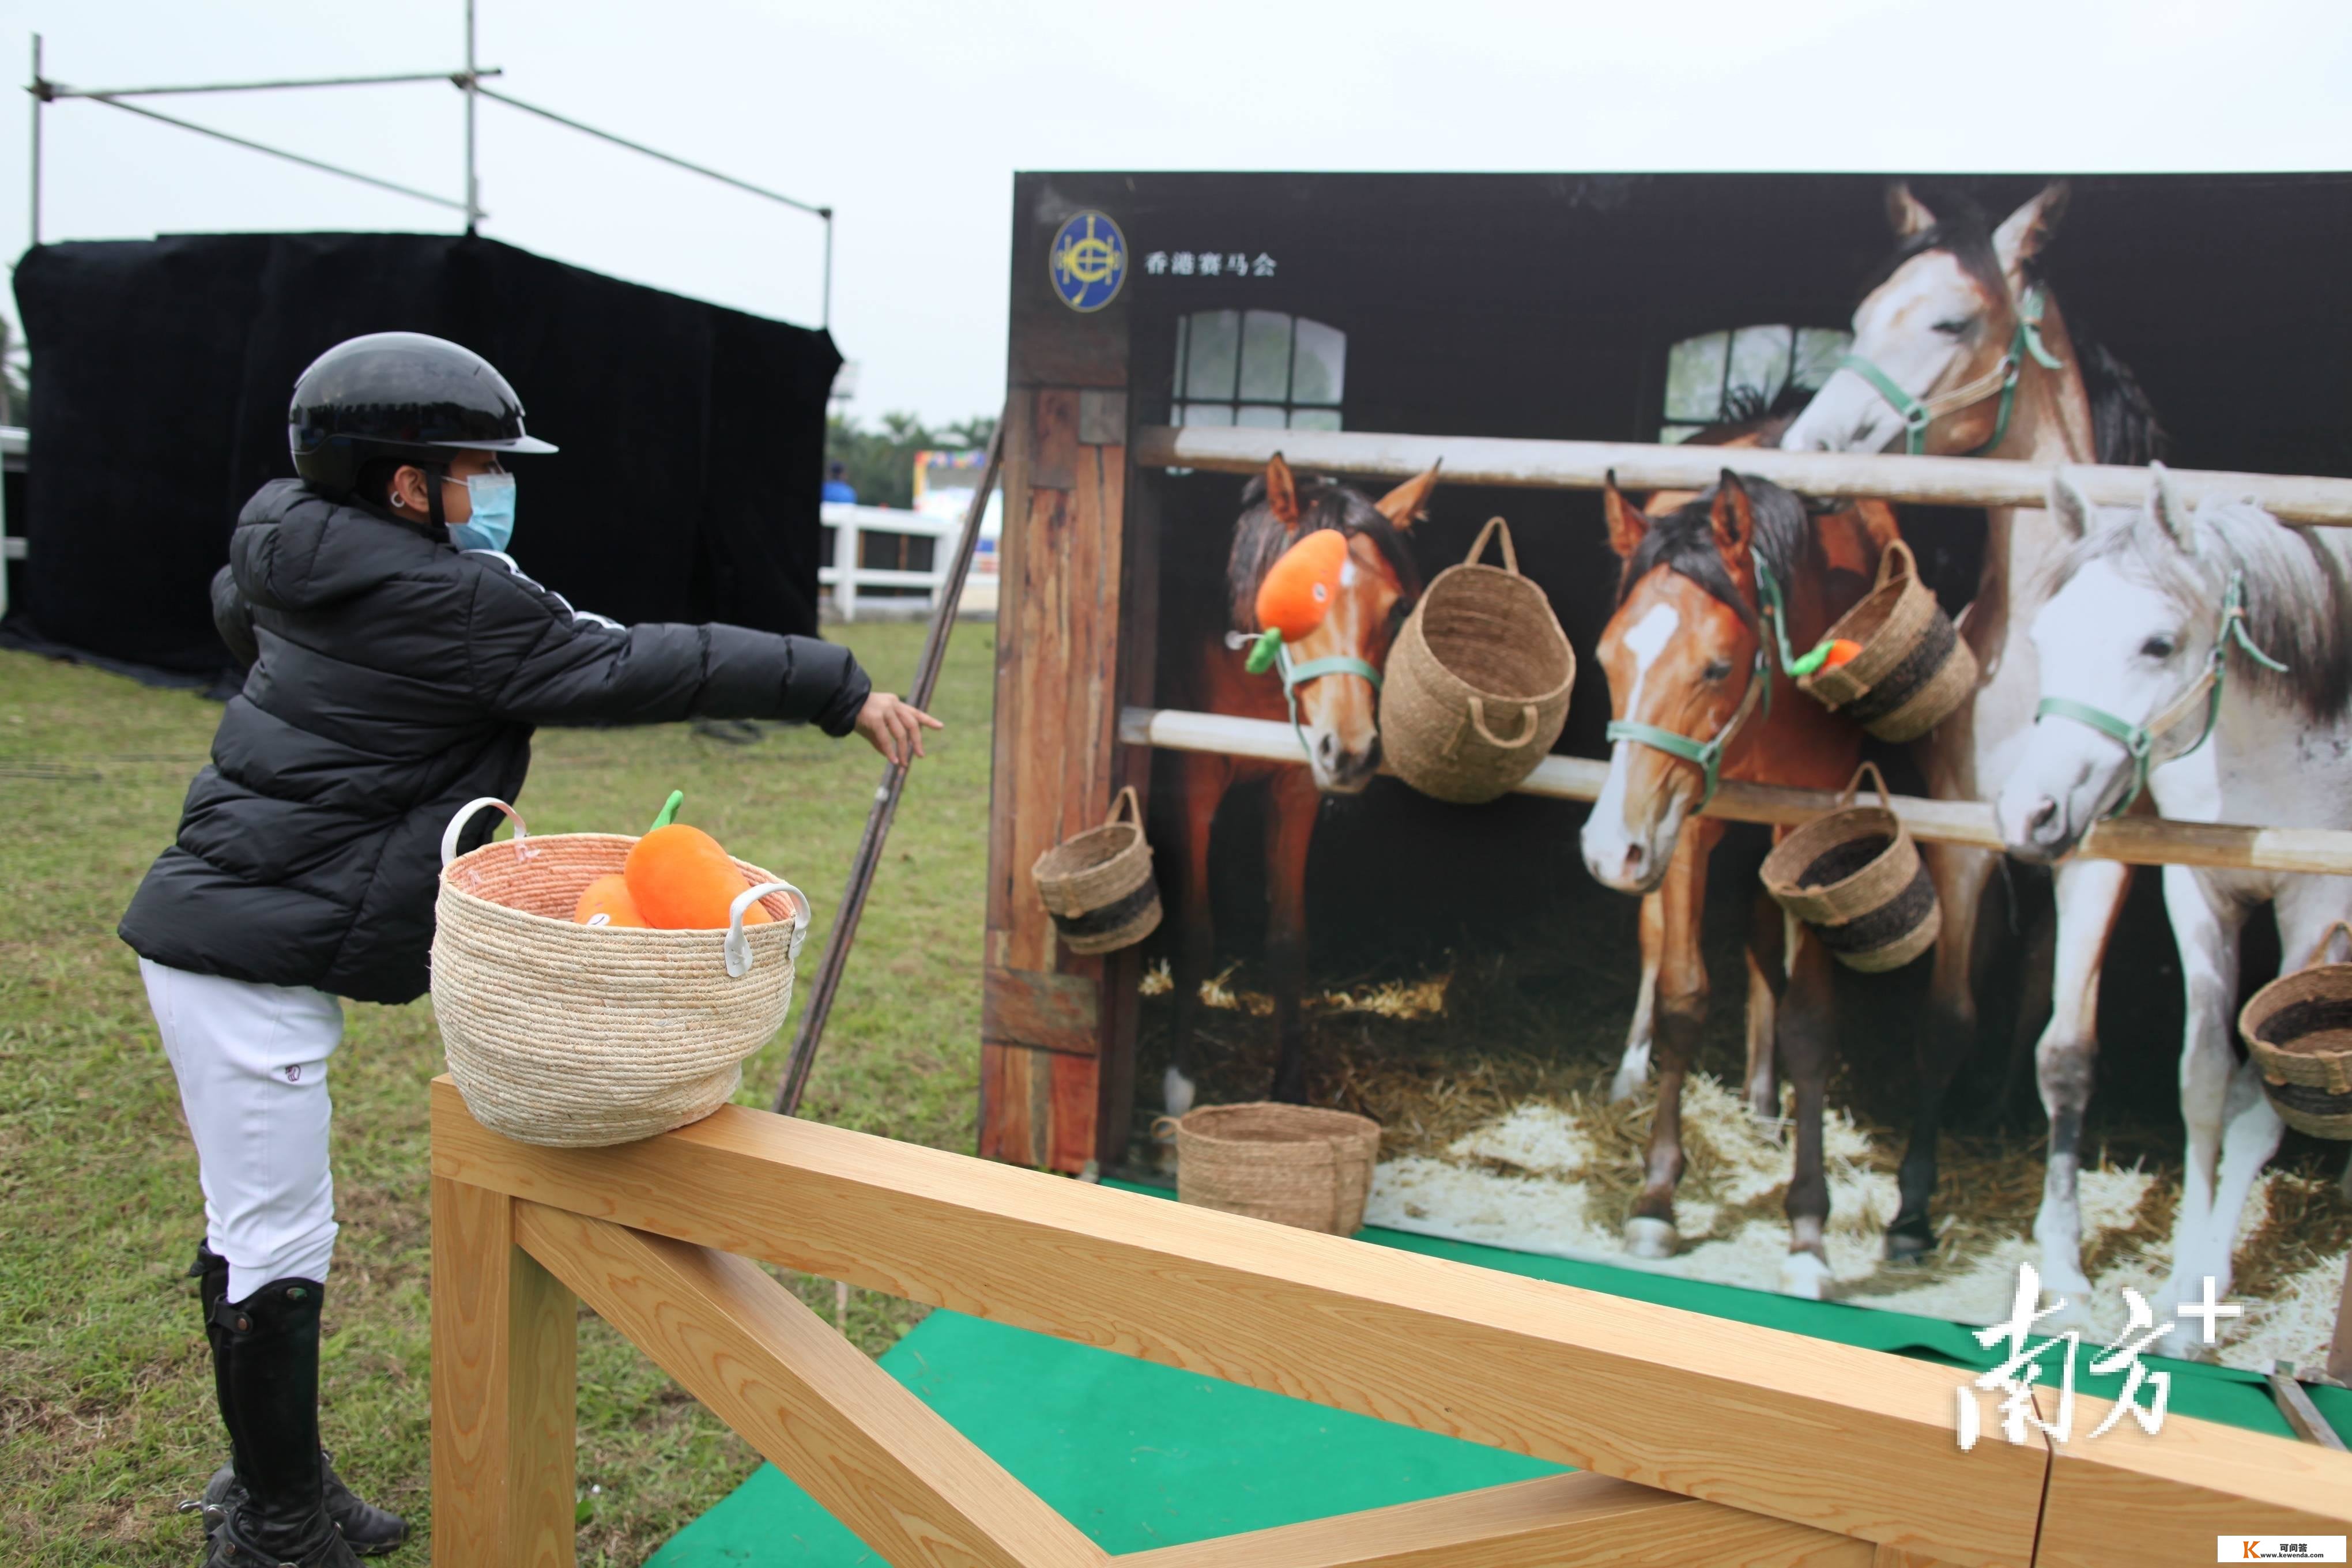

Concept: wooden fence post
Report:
left=431, top=1174, right=578, bottom=1567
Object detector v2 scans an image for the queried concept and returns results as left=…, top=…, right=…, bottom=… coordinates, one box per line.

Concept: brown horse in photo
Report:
left=1580, top=468, right=1897, bottom=1294
left=1159, top=454, right=1439, bottom=1112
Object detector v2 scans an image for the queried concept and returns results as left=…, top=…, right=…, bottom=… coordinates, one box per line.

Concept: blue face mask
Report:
left=445, top=471, right=518, bottom=553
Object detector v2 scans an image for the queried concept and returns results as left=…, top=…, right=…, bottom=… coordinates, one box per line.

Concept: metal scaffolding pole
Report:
left=26, top=27, right=834, bottom=320
left=29, top=33, right=42, bottom=247
left=463, top=0, right=480, bottom=232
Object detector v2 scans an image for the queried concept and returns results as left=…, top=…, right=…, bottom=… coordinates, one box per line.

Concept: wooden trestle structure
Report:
left=430, top=1079, right=2352, bottom=1566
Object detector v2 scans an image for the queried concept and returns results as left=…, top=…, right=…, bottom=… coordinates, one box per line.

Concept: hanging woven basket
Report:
left=1156, top=1102, right=1382, bottom=1235
left=1381, top=517, right=1575, bottom=805
left=1796, top=539, right=1978, bottom=743
left=1759, top=763, right=1941, bottom=973
left=2240, top=921, right=2352, bottom=1141
left=1031, top=786, right=1162, bottom=955
left=429, top=799, right=808, bottom=1148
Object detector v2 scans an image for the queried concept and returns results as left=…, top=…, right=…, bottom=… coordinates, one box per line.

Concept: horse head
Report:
left=2001, top=465, right=2308, bottom=861
left=1781, top=181, right=2070, bottom=458
left=1231, top=454, right=1435, bottom=793
left=1582, top=470, right=1770, bottom=894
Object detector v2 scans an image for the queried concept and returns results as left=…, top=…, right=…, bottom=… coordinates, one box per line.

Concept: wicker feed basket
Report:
left=1158, top=1102, right=1382, bottom=1235
left=1759, top=763, right=1941, bottom=973
left=1031, top=786, right=1162, bottom=955
left=430, top=799, right=808, bottom=1148
left=1381, top=517, right=1574, bottom=805
left=1796, top=540, right=1979, bottom=743
left=2240, top=921, right=2352, bottom=1140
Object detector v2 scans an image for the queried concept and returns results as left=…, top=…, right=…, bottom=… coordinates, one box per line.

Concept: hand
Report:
left=854, top=691, right=944, bottom=766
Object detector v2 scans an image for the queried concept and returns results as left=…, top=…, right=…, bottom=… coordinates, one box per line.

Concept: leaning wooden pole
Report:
left=772, top=419, right=1006, bottom=1116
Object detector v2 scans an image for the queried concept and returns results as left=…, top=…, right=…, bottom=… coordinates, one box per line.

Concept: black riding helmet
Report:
left=288, top=332, right=557, bottom=518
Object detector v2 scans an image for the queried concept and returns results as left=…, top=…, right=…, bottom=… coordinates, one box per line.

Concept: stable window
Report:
left=1172, top=311, right=1344, bottom=431
left=1660, top=324, right=1850, bottom=443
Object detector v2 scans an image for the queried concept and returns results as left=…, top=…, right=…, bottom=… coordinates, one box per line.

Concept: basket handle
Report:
left=1463, top=516, right=1519, bottom=574
left=2304, top=919, right=2352, bottom=971
left=1151, top=1114, right=1182, bottom=1141
left=1467, top=695, right=1542, bottom=749
left=726, top=880, right=811, bottom=978
left=441, top=797, right=527, bottom=868
left=1838, top=760, right=1897, bottom=811
left=1105, top=785, right=1144, bottom=830
left=1873, top=537, right=1919, bottom=592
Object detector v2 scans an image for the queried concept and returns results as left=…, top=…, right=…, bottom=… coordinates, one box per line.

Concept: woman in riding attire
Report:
left=121, top=332, right=938, bottom=1567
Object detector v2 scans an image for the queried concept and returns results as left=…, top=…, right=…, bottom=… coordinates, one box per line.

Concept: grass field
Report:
left=0, top=618, right=992, bottom=1565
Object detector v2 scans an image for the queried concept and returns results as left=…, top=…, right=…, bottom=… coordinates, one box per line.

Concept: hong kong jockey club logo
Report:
left=1049, top=210, right=1126, bottom=312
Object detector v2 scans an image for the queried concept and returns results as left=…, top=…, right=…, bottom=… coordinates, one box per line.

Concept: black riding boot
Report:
left=191, top=1264, right=360, bottom=1567
left=186, top=1247, right=408, bottom=1556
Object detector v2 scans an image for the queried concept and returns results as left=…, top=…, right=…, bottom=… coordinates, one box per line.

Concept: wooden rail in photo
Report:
left=428, top=1078, right=2352, bottom=1566
left=1120, top=706, right=2352, bottom=879
left=1133, top=424, right=2352, bottom=527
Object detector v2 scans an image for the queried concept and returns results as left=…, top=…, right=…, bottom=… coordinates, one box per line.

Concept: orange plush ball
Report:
left=1253, top=529, right=1350, bottom=642
left=623, top=824, right=773, bottom=931
left=572, top=874, right=647, bottom=928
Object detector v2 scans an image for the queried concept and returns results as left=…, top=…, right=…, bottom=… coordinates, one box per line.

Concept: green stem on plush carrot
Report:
left=649, top=790, right=685, bottom=832
left=1245, top=628, right=1283, bottom=676
left=1789, top=642, right=1834, bottom=678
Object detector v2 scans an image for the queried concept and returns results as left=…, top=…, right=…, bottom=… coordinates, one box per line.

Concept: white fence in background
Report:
left=0, top=427, right=28, bottom=619
left=821, top=500, right=992, bottom=622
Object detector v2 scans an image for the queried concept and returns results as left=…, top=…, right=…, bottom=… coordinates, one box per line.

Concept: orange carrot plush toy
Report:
left=1255, top=528, right=1348, bottom=640
left=571, top=874, right=646, bottom=927
left=623, top=807, right=773, bottom=931
left=1246, top=529, right=1350, bottom=674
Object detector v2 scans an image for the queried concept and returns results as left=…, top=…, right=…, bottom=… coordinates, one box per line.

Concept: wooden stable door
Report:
left=981, top=189, right=1151, bottom=1171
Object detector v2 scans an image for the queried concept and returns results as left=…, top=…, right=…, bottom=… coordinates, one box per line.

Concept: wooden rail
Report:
left=429, top=1079, right=2352, bottom=1566
left=1120, top=706, right=2352, bottom=878
left=1134, top=425, right=2352, bottom=528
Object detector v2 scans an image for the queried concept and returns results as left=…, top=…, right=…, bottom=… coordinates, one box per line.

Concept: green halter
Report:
left=2032, top=569, right=2289, bottom=818
left=1603, top=557, right=1791, bottom=810
left=1275, top=643, right=1383, bottom=760
left=1837, top=284, right=2067, bottom=458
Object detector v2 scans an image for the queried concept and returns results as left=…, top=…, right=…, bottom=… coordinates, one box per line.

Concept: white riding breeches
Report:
left=141, top=959, right=345, bottom=1302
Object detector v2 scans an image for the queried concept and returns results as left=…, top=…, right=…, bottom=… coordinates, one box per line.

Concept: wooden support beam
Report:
left=1132, top=424, right=2352, bottom=528
left=1118, top=706, right=2352, bottom=878
left=514, top=1203, right=1104, bottom=1568
left=1116, top=1471, right=1872, bottom=1567
left=2033, top=1390, right=2352, bottom=1568
left=432, top=1081, right=2049, bottom=1568
left=429, top=1175, right=578, bottom=1568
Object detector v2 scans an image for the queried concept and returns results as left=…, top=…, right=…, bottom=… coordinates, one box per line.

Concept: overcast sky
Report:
left=1, top=0, right=2346, bottom=424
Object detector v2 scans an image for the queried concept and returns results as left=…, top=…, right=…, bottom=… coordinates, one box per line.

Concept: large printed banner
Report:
left=1079, top=172, right=2352, bottom=1371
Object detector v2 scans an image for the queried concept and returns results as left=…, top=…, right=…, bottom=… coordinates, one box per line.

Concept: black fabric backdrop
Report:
left=7, top=232, right=840, bottom=677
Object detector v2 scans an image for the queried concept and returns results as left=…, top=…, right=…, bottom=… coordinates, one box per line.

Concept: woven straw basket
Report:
left=1158, top=1102, right=1382, bottom=1235
left=1760, top=763, right=1941, bottom=973
left=1796, top=540, right=1979, bottom=743
left=430, top=798, right=808, bottom=1148
left=2240, top=921, right=2352, bottom=1140
left=1382, top=517, right=1575, bottom=805
left=1031, top=786, right=1162, bottom=955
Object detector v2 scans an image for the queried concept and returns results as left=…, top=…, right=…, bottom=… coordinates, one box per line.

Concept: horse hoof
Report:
left=1883, top=1218, right=1936, bottom=1264
left=1162, top=1066, right=1196, bottom=1120
left=1779, top=1253, right=1831, bottom=1300
left=1623, top=1218, right=1676, bottom=1259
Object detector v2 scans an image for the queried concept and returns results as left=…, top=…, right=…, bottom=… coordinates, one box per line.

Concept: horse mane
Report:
left=1228, top=472, right=1424, bottom=633
left=2053, top=496, right=2352, bottom=723
left=1615, top=474, right=1811, bottom=641
left=1858, top=187, right=2169, bottom=466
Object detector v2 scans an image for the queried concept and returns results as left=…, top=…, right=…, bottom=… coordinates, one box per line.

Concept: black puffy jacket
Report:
left=120, top=480, right=869, bottom=1004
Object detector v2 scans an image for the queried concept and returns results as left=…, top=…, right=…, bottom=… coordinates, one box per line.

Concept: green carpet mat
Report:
left=653, top=1183, right=2348, bottom=1564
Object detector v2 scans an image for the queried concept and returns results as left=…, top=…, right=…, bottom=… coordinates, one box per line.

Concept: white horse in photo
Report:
left=1996, top=466, right=2352, bottom=1355
left=1778, top=179, right=2169, bottom=1289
